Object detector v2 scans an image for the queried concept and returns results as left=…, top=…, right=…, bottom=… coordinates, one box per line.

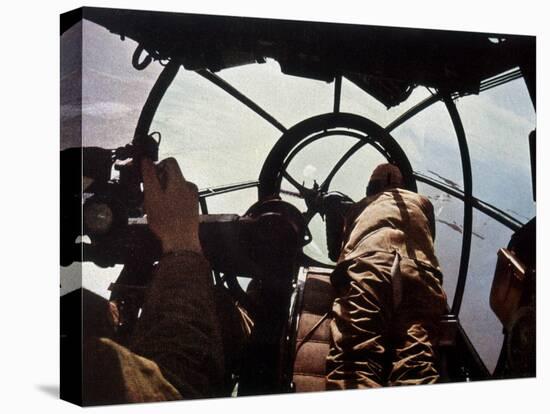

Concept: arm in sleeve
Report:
left=129, top=252, right=225, bottom=399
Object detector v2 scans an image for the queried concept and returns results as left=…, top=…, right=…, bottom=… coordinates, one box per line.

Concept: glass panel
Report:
left=330, top=144, right=390, bottom=201
left=219, top=59, right=335, bottom=128
left=204, top=187, right=258, bottom=215
left=391, top=101, right=464, bottom=191
left=81, top=20, right=163, bottom=150
left=456, top=77, right=536, bottom=223
left=284, top=134, right=358, bottom=190
left=152, top=68, right=280, bottom=189
left=416, top=183, right=463, bottom=307
left=459, top=209, right=513, bottom=374
left=340, top=78, right=433, bottom=128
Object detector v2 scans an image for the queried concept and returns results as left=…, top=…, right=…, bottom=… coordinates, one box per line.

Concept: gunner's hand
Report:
left=140, top=157, right=202, bottom=255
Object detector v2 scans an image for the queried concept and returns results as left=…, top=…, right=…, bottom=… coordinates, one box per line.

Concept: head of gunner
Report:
left=366, top=163, right=405, bottom=197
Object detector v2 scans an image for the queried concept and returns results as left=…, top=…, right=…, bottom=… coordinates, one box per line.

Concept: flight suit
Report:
left=325, top=188, right=447, bottom=388
left=82, top=251, right=250, bottom=404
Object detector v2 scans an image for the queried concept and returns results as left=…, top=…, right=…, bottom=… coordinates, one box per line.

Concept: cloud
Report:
left=303, top=164, right=318, bottom=179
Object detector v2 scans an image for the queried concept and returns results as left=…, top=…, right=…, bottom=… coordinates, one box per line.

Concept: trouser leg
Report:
left=326, top=253, right=393, bottom=389
left=388, top=321, right=440, bottom=386
left=388, top=260, right=446, bottom=386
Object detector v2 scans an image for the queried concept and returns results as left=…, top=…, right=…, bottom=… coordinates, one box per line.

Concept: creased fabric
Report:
left=326, top=188, right=446, bottom=389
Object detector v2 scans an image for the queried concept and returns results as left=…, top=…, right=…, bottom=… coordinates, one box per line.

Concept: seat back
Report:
left=292, top=268, right=335, bottom=392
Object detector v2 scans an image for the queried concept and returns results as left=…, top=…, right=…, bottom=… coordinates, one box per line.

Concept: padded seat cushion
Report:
left=293, top=268, right=336, bottom=392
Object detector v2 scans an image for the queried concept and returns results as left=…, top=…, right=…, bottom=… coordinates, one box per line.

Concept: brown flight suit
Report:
left=325, top=188, right=447, bottom=388
left=82, top=252, right=250, bottom=405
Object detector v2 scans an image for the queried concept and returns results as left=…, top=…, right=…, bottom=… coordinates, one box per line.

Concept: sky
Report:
left=60, top=18, right=536, bottom=374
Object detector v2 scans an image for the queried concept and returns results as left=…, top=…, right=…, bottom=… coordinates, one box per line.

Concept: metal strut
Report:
left=442, top=94, right=473, bottom=317
left=134, top=59, right=181, bottom=141
left=197, top=69, right=288, bottom=133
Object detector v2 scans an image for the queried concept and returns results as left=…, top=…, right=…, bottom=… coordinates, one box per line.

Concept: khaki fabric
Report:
left=326, top=188, right=446, bottom=389
left=83, top=252, right=230, bottom=405
left=337, top=189, right=438, bottom=268
left=83, top=337, right=182, bottom=405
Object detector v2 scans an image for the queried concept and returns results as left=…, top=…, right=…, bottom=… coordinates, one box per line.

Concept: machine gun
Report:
left=61, top=142, right=309, bottom=274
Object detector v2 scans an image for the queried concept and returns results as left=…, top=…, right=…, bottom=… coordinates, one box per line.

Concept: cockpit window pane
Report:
left=220, top=59, right=336, bottom=128
left=204, top=187, right=258, bottom=215
left=416, top=182, right=463, bottom=307
left=456, top=78, right=535, bottom=223
left=459, top=209, right=513, bottom=373
left=329, top=145, right=390, bottom=201
left=391, top=101, right=464, bottom=191
left=152, top=69, right=279, bottom=188
left=284, top=135, right=358, bottom=190
left=80, top=20, right=163, bottom=150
